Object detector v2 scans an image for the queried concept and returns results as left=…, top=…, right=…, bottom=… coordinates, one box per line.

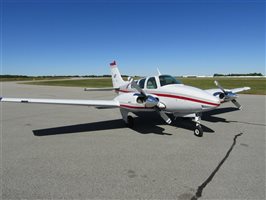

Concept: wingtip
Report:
left=0, top=97, right=2, bottom=101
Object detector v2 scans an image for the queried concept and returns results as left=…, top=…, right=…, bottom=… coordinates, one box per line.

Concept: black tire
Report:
left=127, top=116, right=134, bottom=128
left=194, top=125, right=203, bottom=137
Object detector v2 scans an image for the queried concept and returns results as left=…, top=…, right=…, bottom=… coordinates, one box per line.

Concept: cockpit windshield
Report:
left=159, top=75, right=181, bottom=86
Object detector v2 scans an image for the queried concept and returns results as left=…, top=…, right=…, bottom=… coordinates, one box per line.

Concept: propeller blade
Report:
left=154, top=107, right=171, bottom=124
left=159, top=111, right=172, bottom=124
left=214, top=80, right=226, bottom=94
left=129, top=77, right=146, bottom=97
left=231, top=99, right=242, bottom=109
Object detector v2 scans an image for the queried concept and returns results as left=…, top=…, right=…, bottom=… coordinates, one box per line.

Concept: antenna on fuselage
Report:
left=157, top=67, right=162, bottom=75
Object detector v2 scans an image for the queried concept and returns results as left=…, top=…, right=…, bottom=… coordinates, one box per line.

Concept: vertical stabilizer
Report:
left=110, top=61, right=126, bottom=88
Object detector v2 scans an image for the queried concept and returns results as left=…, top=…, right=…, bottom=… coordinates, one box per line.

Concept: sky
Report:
left=1, top=0, right=265, bottom=76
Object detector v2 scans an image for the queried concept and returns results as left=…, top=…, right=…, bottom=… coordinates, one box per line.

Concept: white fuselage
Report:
left=114, top=75, right=220, bottom=115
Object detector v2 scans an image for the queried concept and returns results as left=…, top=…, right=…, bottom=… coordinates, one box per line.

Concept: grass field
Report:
left=179, top=77, right=266, bottom=95
left=23, top=78, right=113, bottom=88
left=20, top=77, right=266, bottom=95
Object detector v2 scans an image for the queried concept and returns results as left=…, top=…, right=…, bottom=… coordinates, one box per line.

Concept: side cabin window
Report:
left=146, top=77, right=157, bottom=89
left=159, top=75, right=181, bottom=87
left=138, top=78, right=146, bottom=89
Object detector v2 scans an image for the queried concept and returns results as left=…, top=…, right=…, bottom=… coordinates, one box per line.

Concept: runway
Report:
left=1, top=82, right=265, bottom=199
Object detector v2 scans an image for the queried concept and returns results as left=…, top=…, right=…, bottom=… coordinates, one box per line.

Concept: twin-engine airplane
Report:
left=1, top=61, right=250, bottom=137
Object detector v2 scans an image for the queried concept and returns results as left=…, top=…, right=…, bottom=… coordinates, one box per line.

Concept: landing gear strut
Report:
left=120, top=108, right=134, bottom=128
left=127, top=116, right=134, bottom=128
left=193, top=115, right=203, bottom=137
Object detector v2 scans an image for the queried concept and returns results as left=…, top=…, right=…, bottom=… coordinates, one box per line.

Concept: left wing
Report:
left=0, top=97, right=119, bottom=107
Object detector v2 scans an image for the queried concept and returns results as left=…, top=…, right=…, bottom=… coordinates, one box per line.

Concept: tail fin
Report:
left=110, top=61, right=126, bottom=88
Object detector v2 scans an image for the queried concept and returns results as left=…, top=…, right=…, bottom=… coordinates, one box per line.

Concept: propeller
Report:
left=214, top=80, right=241, bottom=109
left=129, top=77, right=172, bottom=124
left=129, top=78, right=147, bottom=97
left=231, top=99, right=241, bottom=109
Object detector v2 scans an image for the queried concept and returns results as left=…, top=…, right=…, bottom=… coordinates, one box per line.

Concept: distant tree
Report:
left=103, top=75, right=112, bottom=77
left=213, top=72, right=263, bottom=77
left=213, top=73, right=224, bottom=77
left=0, top=75, right=29, bottom=78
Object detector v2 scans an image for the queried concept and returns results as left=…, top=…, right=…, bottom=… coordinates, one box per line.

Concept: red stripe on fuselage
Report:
left=152, top=93, right=219, bottom=106
left=118, top=89, right=132, bottom=93
left=117, top=90, right=219, bottom=107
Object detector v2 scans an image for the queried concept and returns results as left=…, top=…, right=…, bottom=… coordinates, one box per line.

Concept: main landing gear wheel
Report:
left=126, top=116, right=134, bottom=128
left=194, top=124, right=203, bottom=137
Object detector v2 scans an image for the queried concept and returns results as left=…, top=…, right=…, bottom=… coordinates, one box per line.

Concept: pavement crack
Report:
left=191, top=132, right=244, bottom=200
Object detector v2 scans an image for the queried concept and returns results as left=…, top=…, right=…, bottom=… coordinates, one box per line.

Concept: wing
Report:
left=0, top=97, right=119, bottom=108
left=230, top=87, right=251, bottom=93
left=84, top=87, right=115, bottom=91
left=205, top=87, right=250, bottom=95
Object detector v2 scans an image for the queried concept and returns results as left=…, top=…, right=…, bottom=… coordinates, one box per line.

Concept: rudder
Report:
left=110, top=61, right=126, bottom=88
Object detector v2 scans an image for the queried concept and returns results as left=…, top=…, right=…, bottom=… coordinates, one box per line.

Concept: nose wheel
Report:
left=193, top=115, right=203, bottom=137
left=194, top=124, right=203, bottom=137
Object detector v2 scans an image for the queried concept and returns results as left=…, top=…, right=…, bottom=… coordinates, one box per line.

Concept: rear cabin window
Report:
left=159, top=75, right=181, bottom=86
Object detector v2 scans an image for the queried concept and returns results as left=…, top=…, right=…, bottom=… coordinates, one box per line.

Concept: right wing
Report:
left=205, top=87, right=251, bottom=96
left=230, top=87, right=251, bottom=94
left=0, top=97, right=119, bottom=108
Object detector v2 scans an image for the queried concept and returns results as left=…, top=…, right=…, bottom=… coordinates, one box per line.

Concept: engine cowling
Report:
left=214, top=91, right=237, bottom=102
left=135, top=94, right=159, bottom=108
left=219, top=92, right=225, bottom=100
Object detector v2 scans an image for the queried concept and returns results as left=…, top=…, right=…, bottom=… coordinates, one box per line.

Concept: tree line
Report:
left=213, top=73, right=263, bottom=77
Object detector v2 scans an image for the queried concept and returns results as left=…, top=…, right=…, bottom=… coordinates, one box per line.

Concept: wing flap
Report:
left=0, top=97, right=119, bottom=107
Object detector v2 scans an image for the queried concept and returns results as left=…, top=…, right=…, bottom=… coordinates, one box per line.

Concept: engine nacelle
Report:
left=214, top=92, right=225, bottom=100
left=214, top=91, right=237, bottom=102
left=135, top=94, right=159, bottom=108
left=219, top=93, right=225, bottom=100
left=224, top=92, right=237, bottom=101
left=115, top=93, right=160, bottom=108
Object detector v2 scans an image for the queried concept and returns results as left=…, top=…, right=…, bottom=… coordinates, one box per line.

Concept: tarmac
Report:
left=1, top=82, right=265, bottom=199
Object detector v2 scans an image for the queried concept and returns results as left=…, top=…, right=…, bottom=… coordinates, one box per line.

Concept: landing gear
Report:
left=120, top=108, right=134, bottom=128
left=193, top=114, right=203, bottom=137
left=194, top=124, right=203, bottom=137
left=127, top=116, right=134, bottom=128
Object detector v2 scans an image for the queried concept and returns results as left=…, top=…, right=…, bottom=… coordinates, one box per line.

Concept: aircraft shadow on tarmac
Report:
left=32, top=117, right=212, bottom=136
left=202, top=107, right=239, bottom=123
left=32, top=107, right=238, bottom=137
